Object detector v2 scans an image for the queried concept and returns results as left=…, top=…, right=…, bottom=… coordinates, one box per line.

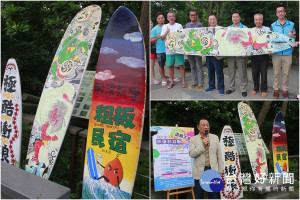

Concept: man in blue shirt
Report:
left=226, top=11, right=248, bottom=97
left=271, top=5, right=296, bottom=99
left=151, top=12, right=168, bottom=86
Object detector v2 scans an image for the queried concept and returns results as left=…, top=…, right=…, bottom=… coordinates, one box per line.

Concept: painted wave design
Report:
left=82, top=177, right=130, bottom=199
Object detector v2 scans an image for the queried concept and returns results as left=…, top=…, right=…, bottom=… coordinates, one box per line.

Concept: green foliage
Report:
left=1, top=1, right=143, bottom=95
left=151, top=1, right=298, bottom=30
left=132, top=152, right=150, bottom=199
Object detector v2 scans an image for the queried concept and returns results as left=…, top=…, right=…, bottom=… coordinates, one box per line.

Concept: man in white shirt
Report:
left=160, top=11, right=187, bottom=89
left=250, top=14, right=270, bottom=98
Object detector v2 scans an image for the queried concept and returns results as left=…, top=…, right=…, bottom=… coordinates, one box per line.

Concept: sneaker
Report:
left=226, top=90, right=234, bottom=94
left=283, top=91, right=289, bottom=99
left=219, top=89, right=224, bottom=96
left=273, top=90, right=279, bottom=99
left=205, top=87, right=215, bottom=93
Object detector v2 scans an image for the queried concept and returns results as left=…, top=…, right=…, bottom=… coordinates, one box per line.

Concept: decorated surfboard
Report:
left=220, top=126, right=243, bottom=199
left=237, top=102, right=268, bottom=178
left=24, top=5, right=102, bottom=179
left=166, top=27, right=296, bottom=56
left=272, top=111, right=289, bottom=175
left=1, top=58, right=22, bottom=167
left=82, top=6, right=146, bottom=199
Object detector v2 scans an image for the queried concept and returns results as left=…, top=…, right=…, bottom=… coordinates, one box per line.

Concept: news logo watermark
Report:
left=200, top=169, right=224, bottom=192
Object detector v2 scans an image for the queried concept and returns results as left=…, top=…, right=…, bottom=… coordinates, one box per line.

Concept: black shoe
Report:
left=242, top=92, right=247, bottom=97
left=226, top=90, right=233, bottom=94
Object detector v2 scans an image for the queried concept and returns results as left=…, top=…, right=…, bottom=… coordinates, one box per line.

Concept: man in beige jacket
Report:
left=189, top=119, right=223, bottom=199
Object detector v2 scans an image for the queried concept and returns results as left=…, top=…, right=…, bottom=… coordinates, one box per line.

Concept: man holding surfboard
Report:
left=271, top=5, right=297, bottom=99
left=250, top=14, right=270, bottom=98
left=189, top=119, right=223, bottom=199
left=205, top=14, right=225, bottom=96
left=226, top=11, right=248, bottom=97
left=161, top=11, right=187, bottom=89
left=185, top=10, right=204, bottom=92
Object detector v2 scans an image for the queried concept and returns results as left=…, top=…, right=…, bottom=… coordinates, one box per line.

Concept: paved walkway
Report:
left=150, top=59, right=299, bottom=100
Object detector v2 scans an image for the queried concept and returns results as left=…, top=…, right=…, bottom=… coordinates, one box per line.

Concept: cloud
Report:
left=116, top=56, right=145, bottom=68
left=273, top=133, right=280, bottom=137
left=95, top=70, right=115, bottom=81
left=100, top=47, right=119, bottom=54
left=124, top=32, right=143, bottom=42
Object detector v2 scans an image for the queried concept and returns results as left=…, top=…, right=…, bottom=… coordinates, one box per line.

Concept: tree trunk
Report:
left=139, top=1, right=149, bottom=70
left=107, top=2, right=116, bottom=15
left=216, top=1, right=220, bottom=19
left=257, top=101, right=272, bottom=127
left=208, top=1, right=213, bottom=15
left=281, top=101, right=288, bottom=117
left=188, top=1, right=193, bottom=9
left=139, top=1, right=150, bottom=146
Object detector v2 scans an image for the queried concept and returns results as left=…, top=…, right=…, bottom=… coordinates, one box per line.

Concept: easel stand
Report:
left=164, top=186, right=195, bottom=199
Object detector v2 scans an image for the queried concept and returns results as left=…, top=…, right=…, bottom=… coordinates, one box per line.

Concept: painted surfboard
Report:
left=237, top=102, right=268, bottom=178
left=82, top=6, right=146, bottom=199
left=24, top=5, right=102, bottom=179
left=272, top=111, right=289, bottom=175
left=166, top=27, right=295, bottom=56
left=87, top=148, right=99, bottom=180
left=220, top=126, right=243, bottom=199
left=1, top=58, right=22, bottom=167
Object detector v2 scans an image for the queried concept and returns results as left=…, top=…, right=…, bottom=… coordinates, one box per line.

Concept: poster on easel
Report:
left=152, top=126, right=194, bottom=191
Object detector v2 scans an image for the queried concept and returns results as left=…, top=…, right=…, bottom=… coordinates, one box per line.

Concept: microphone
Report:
left=205, top=130, right=210, bottom=147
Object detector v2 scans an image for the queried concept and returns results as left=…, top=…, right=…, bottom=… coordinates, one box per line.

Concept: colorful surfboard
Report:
left=24, top=5, right=102, bottom=179
left=82, top=6, right=146, bottom=199
left=272, top=112, right=289, bottom=175
left=1, top=58, right=22, bottom=167
left=237, top=102, right=268, bottom=178
left=166, top=27, right=295, bottom=56
left=220, top=126, right=243, bottom=199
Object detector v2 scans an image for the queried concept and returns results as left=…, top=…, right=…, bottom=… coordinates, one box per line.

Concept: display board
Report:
left=72, top=71, right=95, bottom=119
left=152, top=126, right=195, bottom=191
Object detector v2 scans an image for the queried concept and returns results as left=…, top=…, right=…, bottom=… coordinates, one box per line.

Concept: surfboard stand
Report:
left=163, top=186, right=195, bottom=199
left=1, top=161, right=70, bottom=198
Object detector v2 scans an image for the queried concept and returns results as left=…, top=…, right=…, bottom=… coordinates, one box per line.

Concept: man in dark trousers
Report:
left=189, top=119, right=223, bottom=199
left=250, top=13, right=270, bottom=98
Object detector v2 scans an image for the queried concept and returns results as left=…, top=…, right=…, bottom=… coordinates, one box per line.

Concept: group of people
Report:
left=151, top=5, right=297, bottom=99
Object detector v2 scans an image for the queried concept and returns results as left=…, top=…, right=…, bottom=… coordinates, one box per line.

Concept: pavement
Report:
left=150, top=59, right=299, bottom=100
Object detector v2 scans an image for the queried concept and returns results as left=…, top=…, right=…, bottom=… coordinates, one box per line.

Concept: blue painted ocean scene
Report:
left=82, top=177, right=130, bottom=199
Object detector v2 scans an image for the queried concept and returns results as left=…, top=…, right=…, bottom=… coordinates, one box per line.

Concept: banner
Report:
left=152, top=126, right=194, bottom=191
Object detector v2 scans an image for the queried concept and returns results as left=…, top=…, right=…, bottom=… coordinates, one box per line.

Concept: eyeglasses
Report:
left=276, top=10, right=286, bottom=13
left=190, top=14, right=197, bottom=16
